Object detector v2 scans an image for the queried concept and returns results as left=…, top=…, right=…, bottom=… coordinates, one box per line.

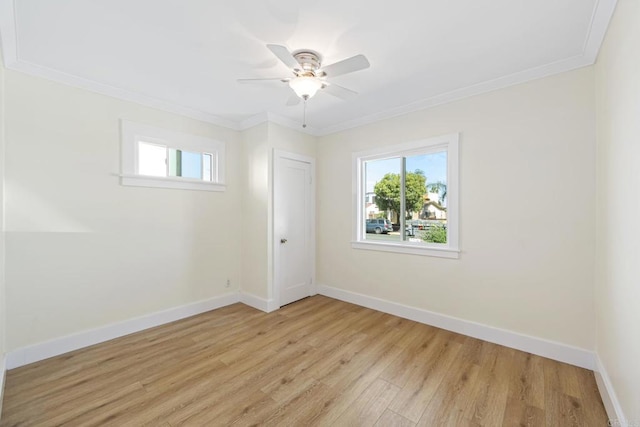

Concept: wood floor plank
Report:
left=379, top=323, right=439, bottom=388
left=462, top=344, right=514, bottom=426
left=3, top=336, right=196, bottom=413
left=151, top=345, right=312, bottom=425
left=260, top=380, right=335, bottom=426
left=0, top=296, right=609, bottom=426
left=417, top=348, right=480, bottom=425
left=333, top=378, right=400, bottom=426
left=375, top=409, right=417, bottom=427
left=501, top=397, right=545, bottom=427
left=387, top=330, right=464, bottom=422
left=307, top=340, right=404, bottom=425
left=574, top=365, right=609, bottom=423
left=507, top=351, right=545, bottom=410
left=260, top=370, right=319, bottom=404
left=543, top=356, right=582, bottom=399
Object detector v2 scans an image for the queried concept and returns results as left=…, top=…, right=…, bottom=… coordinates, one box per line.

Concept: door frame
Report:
left=272, top=149, right=316, bottom=308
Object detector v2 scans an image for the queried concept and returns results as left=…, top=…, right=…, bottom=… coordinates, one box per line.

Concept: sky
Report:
left=180, top=151, right=203, bottom=179
left=365, top=151, right=447, bottom=193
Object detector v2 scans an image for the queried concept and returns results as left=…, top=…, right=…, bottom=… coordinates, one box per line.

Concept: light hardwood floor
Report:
left=1, top=296, right=608, bottom=426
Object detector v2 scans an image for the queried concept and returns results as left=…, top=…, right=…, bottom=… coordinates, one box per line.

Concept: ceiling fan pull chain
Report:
left=302, top=97, right=307, bottom=128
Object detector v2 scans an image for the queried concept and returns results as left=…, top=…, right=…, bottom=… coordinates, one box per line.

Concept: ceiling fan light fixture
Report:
left=289, top=76, right=322, bottom=99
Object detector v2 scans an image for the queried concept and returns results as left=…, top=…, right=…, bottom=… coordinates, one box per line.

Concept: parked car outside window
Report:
left=366, top=218, right=393, bottom=234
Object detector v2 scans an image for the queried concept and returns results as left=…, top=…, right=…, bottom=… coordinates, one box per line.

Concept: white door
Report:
left=274, top=150, right=315, bottom=307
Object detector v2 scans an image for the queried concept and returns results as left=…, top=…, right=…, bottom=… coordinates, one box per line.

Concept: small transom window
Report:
left=120, top=120, right=225, bottom=191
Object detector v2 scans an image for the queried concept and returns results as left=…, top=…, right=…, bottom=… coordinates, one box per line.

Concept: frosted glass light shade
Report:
left=289, top=76, right=322, bottom=99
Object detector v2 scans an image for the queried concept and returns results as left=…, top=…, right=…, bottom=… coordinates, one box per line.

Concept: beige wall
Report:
left=240, top=122, right=270, bottom=299
left=317, top=67, right=596, bottom=349
left=3, top=70, right=243, bottom=350
left=0, top=48, right=6, bottom=361
left=595, top=0, right=640, bottom=422
left=240, top=122, right=316, bottom=301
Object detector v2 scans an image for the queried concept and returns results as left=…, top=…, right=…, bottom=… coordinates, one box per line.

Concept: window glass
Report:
left=363, top=152, right=448, bottom=245
left=138, top=144, right=212, bottom=182
left=405, top=151, right=447, bottom=244
left=180, top=150, right=203, bottom=179
left=167, top=149, right=207, bottom=180
left=138, top=141, right=167, bottom=177
left=364, top=157, right=401, bottom=242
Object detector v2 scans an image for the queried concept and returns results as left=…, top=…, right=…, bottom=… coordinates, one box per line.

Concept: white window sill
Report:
left=120, top=174, right=226, bottom=192
left=351, top=241, right=460, bottom=259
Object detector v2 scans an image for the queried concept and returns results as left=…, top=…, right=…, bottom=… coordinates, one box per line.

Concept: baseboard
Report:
left=317, top=284, right=595, bottom=370
left=6, top=292, right=240, bottom=369
left=595, top=354, right=627, bottom=425
left=240, top=292, right=278, bottom=313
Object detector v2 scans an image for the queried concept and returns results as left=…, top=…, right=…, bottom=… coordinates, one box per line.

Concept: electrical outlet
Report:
left=226, top=279, right=231, bottom=288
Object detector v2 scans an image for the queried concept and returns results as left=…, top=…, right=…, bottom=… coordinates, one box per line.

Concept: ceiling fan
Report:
left=238, top=44, right=370, bottom=107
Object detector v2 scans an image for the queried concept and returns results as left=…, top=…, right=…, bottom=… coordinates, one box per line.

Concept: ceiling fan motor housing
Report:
left=292, top=50, right=322, bottom=73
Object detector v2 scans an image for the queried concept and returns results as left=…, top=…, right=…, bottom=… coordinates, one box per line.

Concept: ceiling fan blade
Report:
left=286, top=93, right=301, bottom=106
left=267, top=44, right=299, bottom=69
left=322, top=82, right=358, bottom=100
left=237, top=77, right=290, bottom=84
left=320, top=54, right=370, bottom=78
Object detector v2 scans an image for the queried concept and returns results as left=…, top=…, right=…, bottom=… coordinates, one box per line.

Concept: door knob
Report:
left=280, top=238, right=288, bottom=244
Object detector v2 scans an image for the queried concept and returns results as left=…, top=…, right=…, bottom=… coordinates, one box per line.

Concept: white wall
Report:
left=3, top=70, right=243, bottom=351
left=317, top=67, right=596, bottom=350
left=595, top=0, right=640, bottom=422
left=240, top=122, right=316, bottom=302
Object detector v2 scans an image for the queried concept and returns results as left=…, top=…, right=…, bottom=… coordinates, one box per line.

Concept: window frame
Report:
left=120, top=120, right=226, bottom=191
left=352, top=133, right=460, bottom=259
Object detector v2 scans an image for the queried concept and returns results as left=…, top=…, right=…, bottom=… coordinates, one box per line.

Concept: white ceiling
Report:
left=0, top=0, right=617, bottom=135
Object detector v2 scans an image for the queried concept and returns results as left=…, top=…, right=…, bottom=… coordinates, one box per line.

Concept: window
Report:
left=353, top=134, right=459, bottom=258
left=120, top=120, right=225, bottom=191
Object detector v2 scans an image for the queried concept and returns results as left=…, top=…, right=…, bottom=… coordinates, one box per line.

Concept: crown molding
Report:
left=238, top=111, right=270, bottom=131
left=0, top=0, right=17, bottom=66
left=583, top=0, right=618, bottom=62
left=317, top=0, right=617, bottom=136
left=318, top=54, right=592, bottom=136
left=7, top=59, right=242, bottom=130
left=0, top=0, right=617, bottom=137
left=0, top=0, right=239, bottom=130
